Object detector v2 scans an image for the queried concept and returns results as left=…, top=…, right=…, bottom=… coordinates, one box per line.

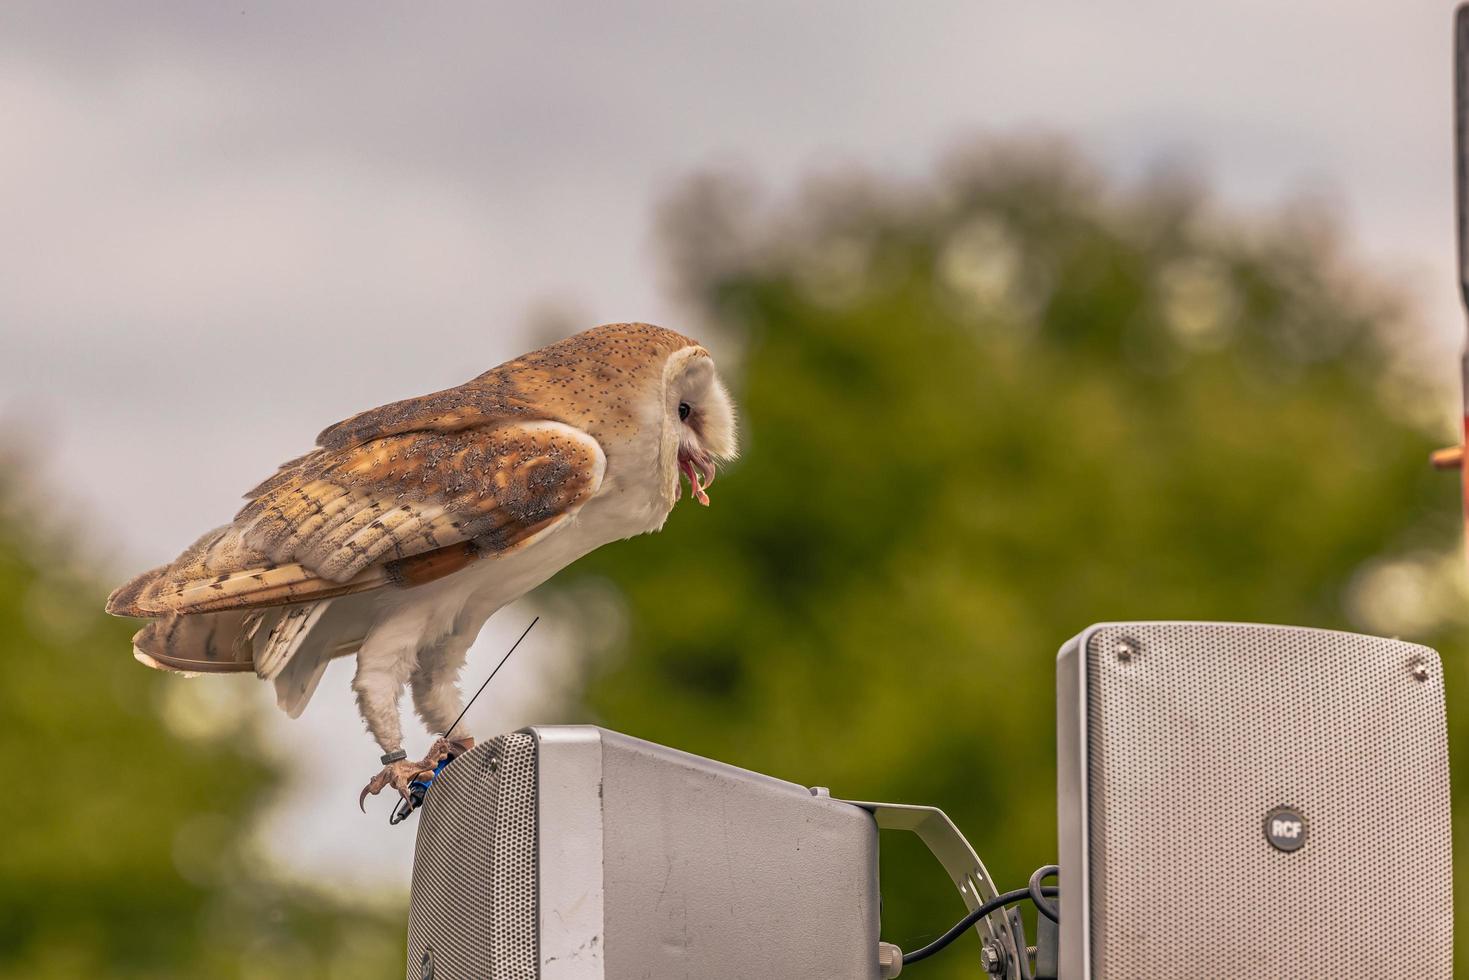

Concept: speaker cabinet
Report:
left=1057, top=622, right=1453, bottom=979
left=407, top=726, right=880, bottom=979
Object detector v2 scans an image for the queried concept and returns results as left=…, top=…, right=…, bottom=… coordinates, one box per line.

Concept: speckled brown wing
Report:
left=108, top=420, right=605, bottom=616
left=241, top=419, right=605, bottom=578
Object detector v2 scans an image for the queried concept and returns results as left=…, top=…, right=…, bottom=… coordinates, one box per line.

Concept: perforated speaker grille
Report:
left=407, top=732, right=538, bottom=980
left=1085, top=623, right=1452, bottom=979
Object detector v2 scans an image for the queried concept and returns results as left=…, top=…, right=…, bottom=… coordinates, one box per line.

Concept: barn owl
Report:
left=106, top=323, right=737, bottom=806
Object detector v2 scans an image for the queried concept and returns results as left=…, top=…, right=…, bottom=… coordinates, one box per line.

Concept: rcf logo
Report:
left=1264, top=806, right=1308, bottom=852
left=1272, top=817, right=1303, bottom=839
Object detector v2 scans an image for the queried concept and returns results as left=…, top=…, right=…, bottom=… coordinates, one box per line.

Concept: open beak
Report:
left=677, top=446, right=717, bottom=506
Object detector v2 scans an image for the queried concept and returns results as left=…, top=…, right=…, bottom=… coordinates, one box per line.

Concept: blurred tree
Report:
left=546, top=141, right=1469, bottom=975
left=10, top=138, right=1466, bottom=978
left=0, top=455, right=400, bottom=979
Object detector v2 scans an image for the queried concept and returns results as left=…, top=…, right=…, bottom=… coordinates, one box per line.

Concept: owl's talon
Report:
left=358, top=758, right=436, bottom=812
left=424, top=735, right=474, bottom=766
left=357, top=736, right=475, bottom=811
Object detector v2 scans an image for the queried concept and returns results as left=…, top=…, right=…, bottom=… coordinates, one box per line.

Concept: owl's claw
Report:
left=358, top=736, right=476, bottom=812
left=358, top=758, right=435, bottom=812
left=425, top=734, right=475, bottom=765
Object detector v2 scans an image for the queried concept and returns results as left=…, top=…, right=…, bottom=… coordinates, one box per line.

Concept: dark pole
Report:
left=1432, top=7, right=1469, bottom=482
left=1455, top=6, right=1469, bottom=313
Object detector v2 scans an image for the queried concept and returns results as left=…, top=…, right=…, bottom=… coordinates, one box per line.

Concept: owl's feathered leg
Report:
left=393, top=629, right=480, bottom=788
left=352, top=624, right=434, bottom=809
left=410, top=631, right=477, bottom=744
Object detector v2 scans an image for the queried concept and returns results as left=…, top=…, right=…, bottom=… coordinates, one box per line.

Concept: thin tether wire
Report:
left=442, top=616, right=539, bottom=739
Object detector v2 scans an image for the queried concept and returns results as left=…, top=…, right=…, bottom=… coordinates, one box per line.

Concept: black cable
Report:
left=901, top=883, right=1060, bottom=966
left=1029, top=864, right=1060, bottom=923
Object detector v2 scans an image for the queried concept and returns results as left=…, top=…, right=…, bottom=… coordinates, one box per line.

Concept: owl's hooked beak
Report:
left=677, top=446, right=717, bottom=506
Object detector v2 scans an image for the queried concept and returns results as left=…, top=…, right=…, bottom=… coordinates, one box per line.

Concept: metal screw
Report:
left=1409, top=658, right=1430, bottom=682
left=980, top=942, right=1005, bottom=974
left=1112, top=638, right=1139, bottom=663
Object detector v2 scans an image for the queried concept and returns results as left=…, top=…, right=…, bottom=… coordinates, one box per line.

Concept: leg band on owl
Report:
left=380, top=749, right=407, bottom=765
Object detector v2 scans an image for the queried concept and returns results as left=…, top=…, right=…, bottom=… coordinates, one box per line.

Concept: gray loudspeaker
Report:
left=406, top=726, right=881, bottom=979
left=1057, top=622, right=1453, bottom=979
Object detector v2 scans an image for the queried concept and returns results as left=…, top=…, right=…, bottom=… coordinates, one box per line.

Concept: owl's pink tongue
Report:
left=679, top=456, right=711, bottom=506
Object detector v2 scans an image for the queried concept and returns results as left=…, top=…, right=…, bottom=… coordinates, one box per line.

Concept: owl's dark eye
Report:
left=678, top=402, right=691, bottom=422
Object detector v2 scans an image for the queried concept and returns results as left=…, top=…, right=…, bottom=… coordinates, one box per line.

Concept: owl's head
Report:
left=511, top=323, right=737, bottom=507
left=662, top=343, right=738, bottom=506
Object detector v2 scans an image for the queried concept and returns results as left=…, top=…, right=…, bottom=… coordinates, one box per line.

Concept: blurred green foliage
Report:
left=551, top=143, right=1469, bottom=975
left=0, top=464, right=401, bottom=978
left=5, top=141, right=1466, bottom=977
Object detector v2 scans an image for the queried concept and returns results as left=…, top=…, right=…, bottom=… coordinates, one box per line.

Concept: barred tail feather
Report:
left=132, top=596, right=357, bottom=720
left=252, top=601, right=330, bottom=681
left=274, top=645, right=334, bottom=718
left=269, top=603, right=363, bottom=718
left=131, top=609, right=256, bottom=675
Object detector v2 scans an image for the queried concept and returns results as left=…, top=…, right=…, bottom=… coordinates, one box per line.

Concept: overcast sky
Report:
left=2, top=1, right=1462, bottom=888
